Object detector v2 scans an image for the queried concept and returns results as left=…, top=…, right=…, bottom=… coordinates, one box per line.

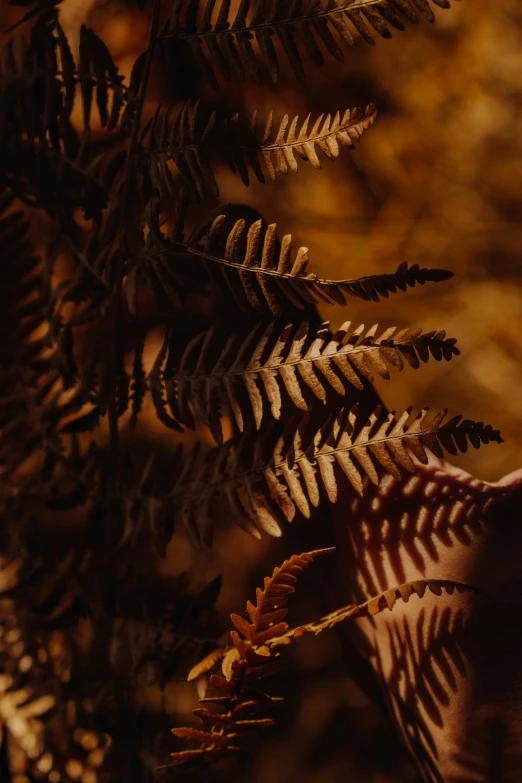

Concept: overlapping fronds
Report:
left=0, top=556, right=110, bottom=783
left=43, top=441, right=185, bottom=553
left=139, top=100, right=376, bottom=199
left=174, top=406, right=501, bottom=542
left=141, top=211, right=453, bottom=316
left=224, top=102, right=377, bottom=183
left=0, top=0, right=490, bottom=781
left=6, top=0, right=63, bottom=31
left=0, top=192, right=56, bottom=476
left=107, top=569, right=223, bottom=690
left=163, top=0, right=458, bottom=86
left=153, top=320, right=458, bottom=442
left=165, top=548, right=331, bottom=767
left=168, top=548, right=471, bottom=767
left=0, top=19, right=131, bottom=217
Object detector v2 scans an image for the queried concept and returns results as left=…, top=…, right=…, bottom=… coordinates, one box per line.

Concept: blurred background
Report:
left=4, top=0, right=522, bottom=781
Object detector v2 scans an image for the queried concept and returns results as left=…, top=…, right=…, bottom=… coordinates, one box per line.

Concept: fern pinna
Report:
left=0, top=0, right=498, bottom=781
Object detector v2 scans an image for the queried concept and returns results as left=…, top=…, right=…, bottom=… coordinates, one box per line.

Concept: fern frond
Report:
left=168, top=550, right=471, bottom=767
left=230, top=547, right=334, bottom=646
left=163, top=0, right=459, bottom=87
left=157, top=320, right=459, bottom=442
left=0, top=20, right=129, bottom=217
left=143, top=212, right=453, bottom=317
left=0, top=556, right=111, bottom=782
left=77, top=24, right=128, bottom=131
left=0, top=192, right=62, bottom=477
left=175, top=406, right=501, bottom=542
left=139, top=100, right=376, bottom=199
left=285, top=579, right=472, bottom=640
left=227, top=102, right=377, bottom=183
left=166, top=548, right=330, bottom=767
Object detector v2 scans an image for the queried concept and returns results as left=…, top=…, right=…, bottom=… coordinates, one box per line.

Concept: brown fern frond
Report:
left=166, top=548, right=331, bottom=768
left=157, top=320, right=459, bottom=442
left=143, top=212, right=453, bottom=316
left=138, top=100, right=376, bottom=199
left=285, top=579, right=473, bottom=640
left=0, top=556, right=111, bottom=783
left=230, top=548, right=334, bottom=646
left=162, top=0, right=458, bottom=87
left=225, top=102, right=377, bottom=183
left=168, top=551, right=471, bottom=767
left=138, top=101, right=219, bottom=202
left=175, top=406, right=501, bottom=542
left=77, top=24, right=128, bottom=131
left=0, top=20, right=128, bottom=218
left=0, top=192, right=60, bottom=477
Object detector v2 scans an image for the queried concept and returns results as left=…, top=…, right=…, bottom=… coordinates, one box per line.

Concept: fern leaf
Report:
left=229, top=102, right=377, bottom=183
left=169, top=553, right=469, bottom=768
left=163, top=0, right=459, bottom=87
left=145, top=213, right=453, bottom=316
left=230, top=547, right=334, bottom=647
left=78, top=24, right=127, bottom=131
left=284, top=579, right=473, bottom=641
left=0, top=20, right=130, bottom=217
left=174, top=407, right=501, bottom=541
left=139, top=101, right=376, bottom=198
left=158, top=321, right=459, bottom=440
left=167, top=549, right=331, bottom=767
left=0, top=193, right=68, bottom=477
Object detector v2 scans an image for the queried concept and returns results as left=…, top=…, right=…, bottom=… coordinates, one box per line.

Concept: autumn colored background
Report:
left=3, top=0, right=522, bottom=781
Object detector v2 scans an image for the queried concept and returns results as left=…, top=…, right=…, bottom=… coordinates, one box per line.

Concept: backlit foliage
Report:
left=0, top=0, right=504, bottom=780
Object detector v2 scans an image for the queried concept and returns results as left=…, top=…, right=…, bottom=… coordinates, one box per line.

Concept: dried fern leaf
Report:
left=175, top=407, right=501, bottom=541
left=227, top=103, right=377, bottom=184
left=159, top=321, right=459, bottom=440
left=0, top=194, right=68, bottom=477
left=78, top=24, right=127, bottom=131
left=284, top=579, right=473, bottom=640
left=0, top=20, right=129, bottom=218
left=0, top=557, right=111, bottom=782
left=167, top=548, right=331, bottom=767
left=139, top=100, right=376, bottom=198
left=163, top=0, right=459, bottom=86
left=155, top=214, right=454, bottom=317
left=169, top=552, right=470, bottom=767
left=230, top=547, right=334, bottom=648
